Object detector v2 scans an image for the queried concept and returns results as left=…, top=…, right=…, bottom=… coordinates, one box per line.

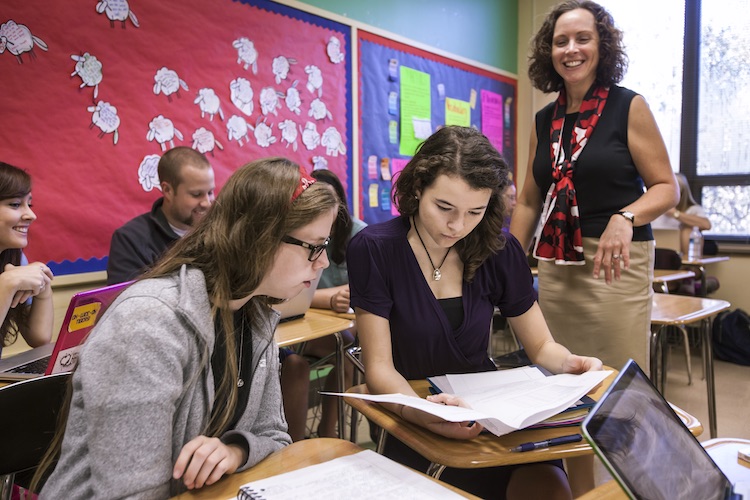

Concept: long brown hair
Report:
left=0, top=162, right=33, bottom=347
left=528, top=0, right=628, bottom=93
left=32, top=158, right=338, bottom=491
left=393, top=126, right=509, bottom=282
left=311, top=169, right=353, bottom=265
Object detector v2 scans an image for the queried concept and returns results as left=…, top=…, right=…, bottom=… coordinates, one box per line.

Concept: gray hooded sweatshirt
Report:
left=41, top=266, right=292, bottom=499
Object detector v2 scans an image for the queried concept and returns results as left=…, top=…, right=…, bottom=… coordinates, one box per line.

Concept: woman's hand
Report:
left=592, top=214, right=634, bottom=284
left=401, top=393, right=484, bottom=439
left=2, top=262, right=53, bottom=307
left=329, top=286, right=351, bottom=313
left=173, top=435, right=246, bottom=490
left=561, top=354, right=603, bottom=374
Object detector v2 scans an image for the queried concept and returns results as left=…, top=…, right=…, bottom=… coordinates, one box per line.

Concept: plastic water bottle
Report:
left=688, top=226, right=703, bottom=261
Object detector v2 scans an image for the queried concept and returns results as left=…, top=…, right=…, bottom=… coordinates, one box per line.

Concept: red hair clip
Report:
left=291, top=166, right=316, bottom=202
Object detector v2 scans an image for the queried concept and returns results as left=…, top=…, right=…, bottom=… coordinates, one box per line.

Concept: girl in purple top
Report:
left=348, top=126, right=602, bottom=500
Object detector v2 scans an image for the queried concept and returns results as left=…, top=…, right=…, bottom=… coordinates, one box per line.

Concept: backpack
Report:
left=712, top=309, right=750, bottom=366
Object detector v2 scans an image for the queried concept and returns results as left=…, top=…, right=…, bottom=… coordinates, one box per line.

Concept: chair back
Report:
left=654, top=247, right=682, bottom=270
left=0, top=372, right=70, bottom=492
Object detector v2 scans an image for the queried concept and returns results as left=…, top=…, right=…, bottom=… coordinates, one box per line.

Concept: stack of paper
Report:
left=331, top=367, right=611, bottom=437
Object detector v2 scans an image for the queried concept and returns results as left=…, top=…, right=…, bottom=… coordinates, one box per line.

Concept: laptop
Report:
left=582, top=359, right=750, bottom=500
left=272, top=271, right=321, bottom=322
left=0, top=281, right=131, bottom=381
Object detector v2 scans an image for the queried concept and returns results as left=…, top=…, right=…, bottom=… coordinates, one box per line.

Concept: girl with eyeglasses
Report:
left=37, top=158, right=338, bottom=497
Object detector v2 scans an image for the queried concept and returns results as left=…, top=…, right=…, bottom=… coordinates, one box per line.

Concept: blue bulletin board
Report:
left=357, top=30, right=517, bottom=225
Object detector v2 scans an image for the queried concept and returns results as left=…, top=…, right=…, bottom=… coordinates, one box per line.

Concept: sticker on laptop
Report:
left=68, top=302, right=102, bottom=332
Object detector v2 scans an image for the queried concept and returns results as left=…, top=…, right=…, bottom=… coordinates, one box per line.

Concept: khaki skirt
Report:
left=537, top=237, right=655, bottom=373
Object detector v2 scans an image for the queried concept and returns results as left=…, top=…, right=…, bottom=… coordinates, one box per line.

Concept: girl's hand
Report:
left=3, top=262, right=53, bottom=307
left=561, top=354, right=603, bottom=374
left=173, top=435, right=246, bottom=490
left=412, top=393, right=484, bottom=439
left=329, top=287, right=351, bottom=313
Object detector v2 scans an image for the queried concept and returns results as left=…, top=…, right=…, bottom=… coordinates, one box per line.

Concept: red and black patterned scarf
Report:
left=534, top=84, right=609, bottom=264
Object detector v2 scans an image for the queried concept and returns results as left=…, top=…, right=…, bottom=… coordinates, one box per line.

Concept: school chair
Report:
left=0, top=372, right=71, bottom=499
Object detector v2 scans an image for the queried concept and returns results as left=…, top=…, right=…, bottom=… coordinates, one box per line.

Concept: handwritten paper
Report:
left=399, top=66, right=431, bottom=156
left=390, top=158, right=409, bottom=216
left=234, top=450, right=464, bottom=499
left=445, top=97, right=470, bottom=127
left=481, top=89, right=504, bottom=153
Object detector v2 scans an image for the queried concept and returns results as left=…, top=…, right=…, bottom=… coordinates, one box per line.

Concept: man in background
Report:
left=106, top=146, right=215, bottom=285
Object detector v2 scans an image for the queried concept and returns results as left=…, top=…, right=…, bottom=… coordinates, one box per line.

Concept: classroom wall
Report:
left=293, top=0, right=518, bottom=73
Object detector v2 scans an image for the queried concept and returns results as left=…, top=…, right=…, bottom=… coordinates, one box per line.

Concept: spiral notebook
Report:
left=236, top=450, right=464, bottom=499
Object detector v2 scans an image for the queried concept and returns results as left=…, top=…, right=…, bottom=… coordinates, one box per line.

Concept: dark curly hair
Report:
left=393, top=126, right=509, bottom=282
left=528, top=0, right=627, bottom=93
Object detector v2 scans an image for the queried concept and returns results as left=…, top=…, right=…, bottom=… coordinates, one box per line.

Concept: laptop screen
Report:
left=583, top=360, right=733, bottom=500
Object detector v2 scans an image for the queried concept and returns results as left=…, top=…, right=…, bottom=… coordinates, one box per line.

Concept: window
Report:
left=601, top=0, right=750, bottom=242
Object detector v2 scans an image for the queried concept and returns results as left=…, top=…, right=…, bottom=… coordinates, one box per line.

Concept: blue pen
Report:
left=510, top=433, right=582, bottom=452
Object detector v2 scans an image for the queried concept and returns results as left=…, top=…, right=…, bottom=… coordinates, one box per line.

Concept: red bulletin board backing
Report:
left=1, top=0, right=352, bottom=274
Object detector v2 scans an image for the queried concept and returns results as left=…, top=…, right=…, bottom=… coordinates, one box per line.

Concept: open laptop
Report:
left=582, top=359, right=750, bottom=500
left=272, top=271, right=322, bottom=322
left=0, top=281, right=131, bottom=381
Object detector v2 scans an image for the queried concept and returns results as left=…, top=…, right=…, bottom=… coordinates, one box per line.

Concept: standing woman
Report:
left=38, top=158, right=338, bottom=498
left=348, top=126, right=602, bottom=500
left=511, top=0, right=678, bottom=373
left=0, top=162, right=53, bottom=357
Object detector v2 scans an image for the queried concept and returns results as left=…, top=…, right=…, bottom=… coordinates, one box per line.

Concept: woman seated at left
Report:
left=37, top=158, right=339, bottom=497
left=0, top=161, right=53, bottom=357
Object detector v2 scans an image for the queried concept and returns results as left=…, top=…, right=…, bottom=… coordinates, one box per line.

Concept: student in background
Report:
left=37, top=158, right=339, bottom=497
left=106, top=146, right=216, bottom=285
left=663, top=173, right=712, bottom=256
left=502, top=180, right=517, bottom=225
left=511, top=1, right=678, bottom=494
left=105, top=147, right=310, bottom=442
left=348, top=126, right=602, bottom=500
left=304, top=168, right=365, bottom=437
left=0, top=162, right=53, bottom=358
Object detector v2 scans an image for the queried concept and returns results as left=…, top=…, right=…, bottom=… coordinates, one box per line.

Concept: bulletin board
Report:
left=357, top=30, right=517, bottom=225
left=0, top=0, right=352, bottom=275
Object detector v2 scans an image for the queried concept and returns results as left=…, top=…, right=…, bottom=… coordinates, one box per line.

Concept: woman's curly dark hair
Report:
left=393, top=126, right=509, bottom=282
left=528, top=0, right=628, bottom=93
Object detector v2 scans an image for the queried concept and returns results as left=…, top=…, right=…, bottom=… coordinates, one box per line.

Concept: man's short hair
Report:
left=158, top=147, right=211, bottom=189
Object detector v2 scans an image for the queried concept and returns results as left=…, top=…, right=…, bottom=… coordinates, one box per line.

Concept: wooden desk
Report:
left=653, top=268, right=696, bottom=294
left=578, top=438, right=750, bottom=500
left=345, top=371, right=702, bottom=479
left=650, top=293, right=731, bottom=438
left=309, top=307, right=356, bottom=321
left=171, top=438, right=480, bottom=499
left=276, top=311, right=353, bottom=439
left=681, top=255, right=729, bottom=297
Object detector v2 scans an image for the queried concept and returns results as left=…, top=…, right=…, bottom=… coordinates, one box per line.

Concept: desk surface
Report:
left=171, top=438, right=480, bottom=499
left=651, top=293, right=731, bottom=325
left=274, top=310, right=352, bottom=347
left=682, top=256, right=730, bottom=266
left=578, top=438, right=750, bottom=500
left=346, top=371, right=703, bottom=469
left=308, top=307, right=356, bottom=321
left=653, top=268, right=696, bottom=283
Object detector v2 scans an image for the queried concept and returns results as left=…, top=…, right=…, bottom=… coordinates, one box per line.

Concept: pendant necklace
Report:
left=236, top=315, right=245, bottom=388
left=412, top=216, right=452, bottom=281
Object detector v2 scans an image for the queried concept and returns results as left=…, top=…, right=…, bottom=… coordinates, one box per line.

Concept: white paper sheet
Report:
left=326, top=370, right=612, bottom=437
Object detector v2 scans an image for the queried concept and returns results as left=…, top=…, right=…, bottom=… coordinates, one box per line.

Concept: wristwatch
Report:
left=617, top=210, right=635, bottom=224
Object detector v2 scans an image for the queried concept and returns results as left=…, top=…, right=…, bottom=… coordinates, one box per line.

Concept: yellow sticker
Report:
left=68, top=302, right=102, bottom=332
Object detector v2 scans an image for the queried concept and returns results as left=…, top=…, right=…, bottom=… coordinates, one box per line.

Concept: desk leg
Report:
left=703, top=318, right=718, bottom=438
left=650, top=325, right=665, bottom=392
left=334, top=331, right=345, bottom=440
left=426, top=462, right=447, bottom=479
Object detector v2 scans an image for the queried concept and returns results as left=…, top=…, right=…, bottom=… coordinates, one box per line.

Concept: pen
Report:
left=510, top=433, right=582, bottom=452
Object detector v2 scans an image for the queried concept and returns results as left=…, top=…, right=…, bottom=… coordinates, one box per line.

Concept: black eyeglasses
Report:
left=281, top=235, right=330, bottom=262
